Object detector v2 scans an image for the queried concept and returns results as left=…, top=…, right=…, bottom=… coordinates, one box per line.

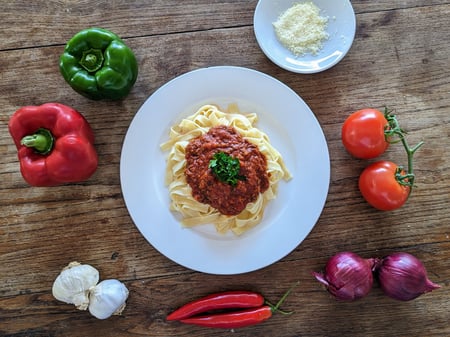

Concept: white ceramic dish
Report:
left=120, top=66, right=330, bottom=275
left=254, top=0, right=356, bottom=73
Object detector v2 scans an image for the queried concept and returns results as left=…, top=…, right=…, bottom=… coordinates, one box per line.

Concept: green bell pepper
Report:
left=60, top=27, right=138, bottom=100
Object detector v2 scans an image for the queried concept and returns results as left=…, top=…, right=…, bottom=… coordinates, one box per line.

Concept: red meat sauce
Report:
left=185, top=125, right=270, bottom=216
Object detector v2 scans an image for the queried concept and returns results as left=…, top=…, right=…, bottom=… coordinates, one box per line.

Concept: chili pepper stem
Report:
left=264, top=301, right=293, bottom=315
left=266, top=281, right=299, bottom=315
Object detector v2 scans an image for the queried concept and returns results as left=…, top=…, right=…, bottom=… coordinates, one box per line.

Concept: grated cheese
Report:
left=273, top=2, right=329, bottom=56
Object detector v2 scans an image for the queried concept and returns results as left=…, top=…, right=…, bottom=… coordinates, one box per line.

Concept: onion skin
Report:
left=313, top=252, right=378, bottom=301
left=376, top=252, right=441, bottom=301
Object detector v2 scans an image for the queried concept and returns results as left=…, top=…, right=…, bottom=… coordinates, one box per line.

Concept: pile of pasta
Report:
left=160, top=104, right=291, bottom=235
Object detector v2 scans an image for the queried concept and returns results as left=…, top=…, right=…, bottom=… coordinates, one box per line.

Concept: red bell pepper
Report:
left=8, top=103, right=98, bottom=186
left=179, top=306, right=274, bottom=329
left=166, top=291, right=265, bottom=321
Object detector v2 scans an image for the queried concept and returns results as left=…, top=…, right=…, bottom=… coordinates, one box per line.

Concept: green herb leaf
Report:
left=209, top=152, right=245, bottom=186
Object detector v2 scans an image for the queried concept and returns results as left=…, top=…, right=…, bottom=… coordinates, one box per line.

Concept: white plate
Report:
left=120, top=66, right=330, bottom=275
left=254, top=0, right=356, bottom=73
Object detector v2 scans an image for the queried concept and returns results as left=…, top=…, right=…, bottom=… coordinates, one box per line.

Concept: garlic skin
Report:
left=88, top=279, right=129, bottom=319
left=52, top=261, right=99, bottom=310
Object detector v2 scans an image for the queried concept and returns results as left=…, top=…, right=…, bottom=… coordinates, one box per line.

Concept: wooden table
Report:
left=1, top=1, right=449, bottom=336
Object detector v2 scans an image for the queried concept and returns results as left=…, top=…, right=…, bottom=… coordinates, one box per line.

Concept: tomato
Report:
left=342, top=108, right=389, bottom=159
left=359, top=161, right=411, bottom=211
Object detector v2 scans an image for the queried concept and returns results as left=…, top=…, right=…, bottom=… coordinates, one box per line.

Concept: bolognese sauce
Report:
left=185, top=125, right=269, bottom=216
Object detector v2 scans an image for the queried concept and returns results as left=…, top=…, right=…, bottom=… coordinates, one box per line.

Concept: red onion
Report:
left=313, top=252, right=378, bottom=301
left=376, top=252, right=440, bottom=301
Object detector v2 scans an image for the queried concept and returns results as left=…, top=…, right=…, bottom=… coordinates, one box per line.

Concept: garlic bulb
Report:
left=52, top=261, right=99, bottom=310
left=88, top=279, right=129, bottom=319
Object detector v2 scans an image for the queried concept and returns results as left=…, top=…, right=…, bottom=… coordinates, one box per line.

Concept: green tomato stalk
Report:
left=383, top=108, right=424, bottom=189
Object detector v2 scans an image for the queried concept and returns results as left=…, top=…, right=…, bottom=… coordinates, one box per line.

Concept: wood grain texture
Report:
left=1, top=1, right=449, bottom=336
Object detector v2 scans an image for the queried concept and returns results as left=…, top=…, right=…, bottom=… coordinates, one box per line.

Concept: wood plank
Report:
left=1, top=1, right=448, bottom=50
left=0, top=0, right=256, bottom=50
left=1, top=243, right=448, bottom=336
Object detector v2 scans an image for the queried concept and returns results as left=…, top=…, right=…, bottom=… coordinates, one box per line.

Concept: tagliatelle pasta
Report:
left=160, top=104, right=291, bottom=235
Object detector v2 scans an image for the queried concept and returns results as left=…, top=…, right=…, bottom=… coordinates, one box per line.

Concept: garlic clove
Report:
left=88, top=279, right=129, bottom=320
left=52, top=261, right=99, bottom=310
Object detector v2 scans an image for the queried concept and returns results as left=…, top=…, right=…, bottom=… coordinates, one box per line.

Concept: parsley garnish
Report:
left=209, top=151, right=245, bottom=186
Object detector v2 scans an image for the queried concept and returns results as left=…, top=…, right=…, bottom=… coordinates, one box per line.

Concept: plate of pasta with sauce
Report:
left=120, top=66, right=330, bottom=275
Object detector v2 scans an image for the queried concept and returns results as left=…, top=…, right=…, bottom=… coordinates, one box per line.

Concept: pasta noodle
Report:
left=160, top=104, right=291, bottom=235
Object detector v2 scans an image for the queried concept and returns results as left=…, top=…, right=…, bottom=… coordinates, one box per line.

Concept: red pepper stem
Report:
left=20, top=128, right=54, bottom=155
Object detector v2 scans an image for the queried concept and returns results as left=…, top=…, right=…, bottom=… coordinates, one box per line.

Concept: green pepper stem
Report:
left=79, top=48, right=104, bottom=73
left=20, top=128, right=54, bottom=155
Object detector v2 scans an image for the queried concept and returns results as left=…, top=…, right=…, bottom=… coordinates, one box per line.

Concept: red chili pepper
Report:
left=166, top=291, right=264, bottom=321
left=168, top=284, right=296, bottom=329
left=179, top=306, right=274, bottom=329
left=8, top=103, right=98, bottom=186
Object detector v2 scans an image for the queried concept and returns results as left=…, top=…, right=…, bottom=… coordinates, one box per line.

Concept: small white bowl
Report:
left=254, top=0, right=356, bottom=74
